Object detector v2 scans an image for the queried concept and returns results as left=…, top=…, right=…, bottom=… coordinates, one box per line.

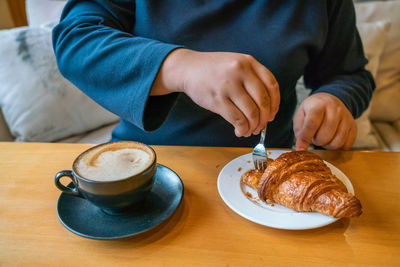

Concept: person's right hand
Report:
left=152, top=48, right=280, bottom=137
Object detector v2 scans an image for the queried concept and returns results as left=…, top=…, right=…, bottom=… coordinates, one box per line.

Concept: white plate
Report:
left=217, top=150, right=354, bottom=230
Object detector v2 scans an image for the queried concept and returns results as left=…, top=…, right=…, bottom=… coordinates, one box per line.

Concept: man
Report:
left=53, top=0, right=374, bottom=149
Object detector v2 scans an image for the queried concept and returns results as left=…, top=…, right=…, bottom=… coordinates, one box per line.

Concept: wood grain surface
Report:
left=0, top=142, right=399, bottom=266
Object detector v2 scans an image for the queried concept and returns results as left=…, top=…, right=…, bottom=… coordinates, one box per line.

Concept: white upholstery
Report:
left=355, top=1, right=400, bottom=151
left=0, top=26, right=119, bottom=142
left=352, top=20, right=391, bottom=149
left=25, top=0, right=66, bottom=26
left=59, top=122, right=118, bottom=144
left=374, top=122, right=400, bottom=151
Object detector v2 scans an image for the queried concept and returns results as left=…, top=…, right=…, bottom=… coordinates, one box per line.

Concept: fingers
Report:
left=342, top=122, right=357, bottom=150
left=312, top=109, right=340, bottom=147
left=242, top=71, right=271, bottom=134
left=293, top=107, right=305, bottom=139
left=295, top=106, right=324, bottom=151
left=323, top=119, right=356, bottom=150
left=178, top=51, right=280, bottom=138
left=216, top=97, right=250, bottom=137
left=228, top=85, right=260, bottom=137
left=321, top=119, right=348, bottom=150
left=227, top=55, right=279, bottom=136
left=249, top=58, right=280, bottom=121
left=294, top=93, right=357, bottom=151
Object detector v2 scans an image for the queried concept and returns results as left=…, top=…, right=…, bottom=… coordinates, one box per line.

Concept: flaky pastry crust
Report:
left=242, top=151, right=362, bottom=218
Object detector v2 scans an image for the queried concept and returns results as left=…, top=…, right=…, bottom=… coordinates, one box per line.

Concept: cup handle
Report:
left=54, top=170, right=83, bottom=197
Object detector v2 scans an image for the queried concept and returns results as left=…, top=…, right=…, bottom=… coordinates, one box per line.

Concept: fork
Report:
left=252, top=125, right=268, bottom=171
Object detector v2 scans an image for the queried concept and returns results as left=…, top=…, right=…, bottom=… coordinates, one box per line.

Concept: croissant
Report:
left=242, top=151, right=362, bottom=218
left=242, top=158, right=274, bottom=189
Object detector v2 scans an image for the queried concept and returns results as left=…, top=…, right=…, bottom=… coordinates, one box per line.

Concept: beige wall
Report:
left=0, top=0, right=15, bottom=29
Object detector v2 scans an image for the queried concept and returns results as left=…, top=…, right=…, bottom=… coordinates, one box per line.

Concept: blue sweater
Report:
left=53, top=0, right=374, bottom=147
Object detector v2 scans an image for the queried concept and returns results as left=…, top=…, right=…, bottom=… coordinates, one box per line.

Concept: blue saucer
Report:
left=56, top=164, right=183, bottom=240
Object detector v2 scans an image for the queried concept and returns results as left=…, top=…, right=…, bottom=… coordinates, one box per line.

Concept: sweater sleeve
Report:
left=52, top=0, right=183, bottom=131
left=303, top=0, right=375, bottom=119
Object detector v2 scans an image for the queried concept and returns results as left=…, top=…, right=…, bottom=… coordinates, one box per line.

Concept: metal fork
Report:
left=252, top=125, right=268, bottom=171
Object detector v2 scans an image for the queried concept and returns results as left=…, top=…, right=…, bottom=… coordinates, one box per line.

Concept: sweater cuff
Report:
left=131, top=45, right=183, bottom=131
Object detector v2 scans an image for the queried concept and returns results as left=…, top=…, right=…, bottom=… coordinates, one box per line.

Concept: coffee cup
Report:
left=54, top=141, right=157, bottom=214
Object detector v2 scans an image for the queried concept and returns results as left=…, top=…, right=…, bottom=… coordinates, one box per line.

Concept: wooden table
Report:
left=0, top=142, right=399, bottom=266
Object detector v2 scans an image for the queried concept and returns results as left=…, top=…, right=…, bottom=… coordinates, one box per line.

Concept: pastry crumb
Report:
left=245, top=192, right=253, bottom=198
left=238, top=167, right=242, bottom=172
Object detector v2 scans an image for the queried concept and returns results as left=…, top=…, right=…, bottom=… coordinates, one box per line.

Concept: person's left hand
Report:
left=293, top=92, right=357, bottom=151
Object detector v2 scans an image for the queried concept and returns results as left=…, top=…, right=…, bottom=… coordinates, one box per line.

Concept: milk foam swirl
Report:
left=75, top=142, right=153, bottom=181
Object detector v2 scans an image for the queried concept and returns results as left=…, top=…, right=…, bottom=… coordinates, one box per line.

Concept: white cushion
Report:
left=355, top=1, right=400, bottom=122
left=0, top=26, right=118, bottom=142
left=59, top=122, right=118, bottom=144
left=373, top=122, right=400, bottom=152
left=356, top=20, right=390, bottom=77
left=25, top=0, right=67, bottom=26
left=352, top=20, right=391, bottom=149
left=370, top=80, right=400, bottom=122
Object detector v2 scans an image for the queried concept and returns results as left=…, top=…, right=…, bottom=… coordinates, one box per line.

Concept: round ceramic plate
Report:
left=217, top=150, right=354, bottom=230
left=57, top=164, right=183, bottom=240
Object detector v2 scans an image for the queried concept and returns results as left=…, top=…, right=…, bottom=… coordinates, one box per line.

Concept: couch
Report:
left=0, top=0, right=399, bottom=151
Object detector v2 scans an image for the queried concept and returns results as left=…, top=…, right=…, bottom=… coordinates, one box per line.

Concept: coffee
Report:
left=75, top=141, right=155, bottom=182
left=55, top=141, right=157, bottom=214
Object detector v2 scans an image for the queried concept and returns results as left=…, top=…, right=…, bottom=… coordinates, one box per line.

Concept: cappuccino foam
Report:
left=75, top=143, right=153, bottom=181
